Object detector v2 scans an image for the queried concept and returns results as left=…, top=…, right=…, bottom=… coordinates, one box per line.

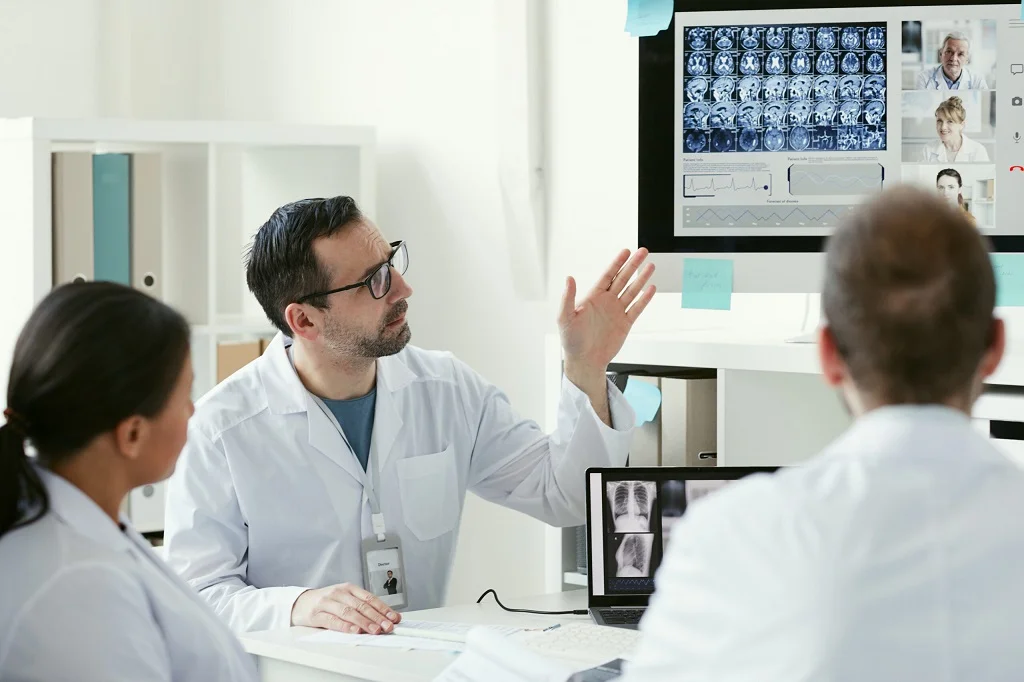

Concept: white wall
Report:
left=0, top=0, right=811, bottom=606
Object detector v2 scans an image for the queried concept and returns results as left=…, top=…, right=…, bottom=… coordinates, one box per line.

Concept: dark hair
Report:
left=0, top=282, right=191, bottom=539
left=822, top=185, right=995, bottom=405
left=245, top=196, right=365, bottom=336
left=936, top=168, right=963, bottom=187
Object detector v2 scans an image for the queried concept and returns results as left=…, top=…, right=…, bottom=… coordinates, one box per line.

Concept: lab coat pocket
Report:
left=396, top=446, right=459, bottom=541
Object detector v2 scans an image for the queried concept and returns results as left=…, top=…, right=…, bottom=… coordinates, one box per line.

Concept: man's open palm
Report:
left=558, top=248, right=656, bottom=373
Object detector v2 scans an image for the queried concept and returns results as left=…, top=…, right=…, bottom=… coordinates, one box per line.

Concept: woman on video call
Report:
left=936, top=168, right=977, bottom=225
left=921, top=96, right=989, bottom=163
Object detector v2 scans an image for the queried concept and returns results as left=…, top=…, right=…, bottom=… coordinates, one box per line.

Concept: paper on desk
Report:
left=301, top=630, right=464, bottom=653
left=395, top=620, right=524, bottom=642
left=433, top=627, right=574, bottom=682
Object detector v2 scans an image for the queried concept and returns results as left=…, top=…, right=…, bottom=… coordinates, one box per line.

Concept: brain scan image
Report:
left=682, top=22, right=886, bottom=153
left=791, top=27, right=811, bottom=49
left=686, top=77, right=709, bottom=102
left=738, top=77, right=760, bottom=101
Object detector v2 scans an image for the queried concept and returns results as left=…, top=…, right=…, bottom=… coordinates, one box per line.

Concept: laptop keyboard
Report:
left=597, top=608, right=645, bottom=625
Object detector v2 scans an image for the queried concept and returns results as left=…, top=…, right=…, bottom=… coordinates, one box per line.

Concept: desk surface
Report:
left=240, top=589, right=590, bottom=682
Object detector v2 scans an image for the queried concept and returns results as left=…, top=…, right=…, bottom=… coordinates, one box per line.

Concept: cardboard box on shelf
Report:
left=216, top=341, right=261, bottom=383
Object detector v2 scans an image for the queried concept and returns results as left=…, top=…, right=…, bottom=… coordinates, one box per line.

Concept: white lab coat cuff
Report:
left=561, top=375, right=634, bottom=462
left=269, top=586, right=311, bottom=630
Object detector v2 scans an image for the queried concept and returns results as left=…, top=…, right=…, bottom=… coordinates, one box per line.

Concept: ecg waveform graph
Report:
left=683, top=173, right=773, bottom=199
left=684, top=204, right=854, bottom=228
left=788, top=164, right=884, bottom=196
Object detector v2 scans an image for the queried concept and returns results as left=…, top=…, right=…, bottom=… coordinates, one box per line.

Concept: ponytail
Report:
left=0, top=420, right=47, bottom=539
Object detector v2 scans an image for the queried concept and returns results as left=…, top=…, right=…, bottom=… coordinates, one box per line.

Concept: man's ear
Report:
left=285, top=303, right=319, bottom=341
left=817, top=325, right=846, bottom=388
left=979, top=317, right=1005, bottom=380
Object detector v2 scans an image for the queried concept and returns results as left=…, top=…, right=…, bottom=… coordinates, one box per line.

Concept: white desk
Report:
left=240, top=589, right=590, bottom=682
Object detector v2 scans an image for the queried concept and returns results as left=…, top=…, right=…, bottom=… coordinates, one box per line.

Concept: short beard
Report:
left=322, top=302, right=411, bottom=359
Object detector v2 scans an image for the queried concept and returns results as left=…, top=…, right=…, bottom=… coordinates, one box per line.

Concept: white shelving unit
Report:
left=0, top=117, right=376, bottom=401
left=0, top=117, right=376, bottom=534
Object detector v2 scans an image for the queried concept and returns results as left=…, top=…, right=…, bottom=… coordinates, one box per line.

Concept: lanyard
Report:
left=289, top=346, right=387, bottom=541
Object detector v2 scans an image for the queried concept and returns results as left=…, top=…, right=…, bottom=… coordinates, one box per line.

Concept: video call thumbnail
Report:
left=682, top=23, right=888, bottom=153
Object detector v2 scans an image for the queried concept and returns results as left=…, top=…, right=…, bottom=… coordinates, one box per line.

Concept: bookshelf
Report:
left=0, top=117, right=376, bottom=533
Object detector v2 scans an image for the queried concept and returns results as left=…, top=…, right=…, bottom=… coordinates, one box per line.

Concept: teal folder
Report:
left=92, top=154, right=131, bottom=285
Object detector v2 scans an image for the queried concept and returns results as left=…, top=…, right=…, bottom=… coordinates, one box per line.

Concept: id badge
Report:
left=361, top=534, right=408, bottom=611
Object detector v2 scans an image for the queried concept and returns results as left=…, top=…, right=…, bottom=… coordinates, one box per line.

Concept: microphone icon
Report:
left=1016, top=132, right=1022, bottom=143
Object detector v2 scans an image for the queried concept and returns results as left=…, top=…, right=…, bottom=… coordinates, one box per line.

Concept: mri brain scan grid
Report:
left=683, top=23, right=888, bottom=153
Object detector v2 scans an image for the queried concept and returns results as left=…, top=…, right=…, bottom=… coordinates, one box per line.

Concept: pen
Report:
left=542, top=624, right=562, bottom=632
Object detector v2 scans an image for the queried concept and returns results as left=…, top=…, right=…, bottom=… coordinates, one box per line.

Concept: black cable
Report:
left=476, top=589, right=588, bottom=616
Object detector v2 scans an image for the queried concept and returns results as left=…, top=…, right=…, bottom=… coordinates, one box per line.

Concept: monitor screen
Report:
left=586, top=467, right=777, bottom=600
left=640, top=1, right=1024, bottom=265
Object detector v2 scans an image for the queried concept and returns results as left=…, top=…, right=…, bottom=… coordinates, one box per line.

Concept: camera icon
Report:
left=1014, top=96, right=1023, bottom=107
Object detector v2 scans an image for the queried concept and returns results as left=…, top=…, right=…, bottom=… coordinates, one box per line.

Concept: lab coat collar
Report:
left=36, top=466, right=133, bottom=553
left=258, top=332, right=415, bottom=474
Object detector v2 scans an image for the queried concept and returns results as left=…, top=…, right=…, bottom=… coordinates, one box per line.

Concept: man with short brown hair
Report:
left=621, top=186, right=1024, bottom=682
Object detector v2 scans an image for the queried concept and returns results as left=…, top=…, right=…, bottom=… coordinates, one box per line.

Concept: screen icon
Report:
left=1016, top=132, right=1022, bottom=143
left=1014, top=96, right=1023, bottom=107
left=1013, top=64, right=1024, bottom=75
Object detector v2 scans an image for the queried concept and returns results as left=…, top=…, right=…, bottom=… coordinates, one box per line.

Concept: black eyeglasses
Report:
left=297, top=241, right=408, bottom=303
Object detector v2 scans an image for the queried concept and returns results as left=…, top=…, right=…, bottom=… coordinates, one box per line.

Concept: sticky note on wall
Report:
left=625, top=0, right=673, bottom=37
left=623, top=377, right=662, bottom=427
left=992, top=254, right=1024, bottom=307
left=682, top=258, right=733, bottom=310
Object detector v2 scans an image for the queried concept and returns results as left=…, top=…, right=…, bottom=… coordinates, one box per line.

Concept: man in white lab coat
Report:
left=622, top=186, right=1024, bottom=681
left=914, top=31, right=989, bottom=90
left=163, top=196, right=655, bottom=635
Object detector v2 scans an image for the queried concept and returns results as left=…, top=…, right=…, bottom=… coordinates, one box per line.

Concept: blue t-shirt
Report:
left=323, top=387, right=377, bottom=471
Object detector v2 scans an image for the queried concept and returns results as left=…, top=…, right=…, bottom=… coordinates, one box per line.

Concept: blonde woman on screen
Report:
left=922, top=96, right=989, bottom=163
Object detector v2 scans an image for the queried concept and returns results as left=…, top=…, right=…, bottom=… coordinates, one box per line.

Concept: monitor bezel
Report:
left=639, top=0, right=1024, bottom=254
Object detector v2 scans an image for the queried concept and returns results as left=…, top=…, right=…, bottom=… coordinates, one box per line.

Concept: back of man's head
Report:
left=822, top=185, right=996, bottom=405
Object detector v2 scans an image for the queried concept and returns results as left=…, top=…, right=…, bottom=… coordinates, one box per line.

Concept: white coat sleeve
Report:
left=163, top=424, right=307, bottom=634
left=456, top=357, right=634, bottom=527
left=1, top=565, right=172, bottom=681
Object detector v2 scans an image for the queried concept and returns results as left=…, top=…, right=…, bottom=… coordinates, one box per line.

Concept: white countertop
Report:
left=610, top=328, right=1024, bottom=387
left=240, top=590, right=590, bottom=682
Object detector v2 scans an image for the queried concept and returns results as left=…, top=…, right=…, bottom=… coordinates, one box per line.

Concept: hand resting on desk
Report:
left=291, top=583, right=402, bottom=634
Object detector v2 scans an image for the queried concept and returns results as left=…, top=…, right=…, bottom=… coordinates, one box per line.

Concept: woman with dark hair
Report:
left=936, top=168, right=977, bottom=224
left=0, top=282, right=256, bottom=681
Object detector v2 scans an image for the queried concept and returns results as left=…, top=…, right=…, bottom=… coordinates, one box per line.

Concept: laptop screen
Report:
left=586, top=467, right=778, bottom=600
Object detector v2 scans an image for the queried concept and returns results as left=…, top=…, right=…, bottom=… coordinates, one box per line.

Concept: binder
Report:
left=217, top=341, right=262, bottom=383
left=130, top=153, right=163, bottom=298
left=660, top=378, right=717, bottom=467
left=92, top=154, right=131, bottom=285
left=51, top=153, right=94, bottom=286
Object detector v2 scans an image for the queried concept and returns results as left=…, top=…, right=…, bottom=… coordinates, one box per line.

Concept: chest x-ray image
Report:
left=606, top=480, right=657, bottom=532
left=612, top=533, right=654, bottom=577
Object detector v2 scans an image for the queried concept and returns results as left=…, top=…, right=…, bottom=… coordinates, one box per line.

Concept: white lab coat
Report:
left=0, top=468, right=257, bottom=682
left=915, top=65, right=989, bottom=90
left=621, top=405, right=1024, bottom=682
left=921, top=133, right=990, bottom=163
left=164, top=333, right=633, bottom=634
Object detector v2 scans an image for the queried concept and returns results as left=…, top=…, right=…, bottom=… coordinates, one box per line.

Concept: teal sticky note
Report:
left=625, top=0, right=673, bottom=37
left=623, top=378, right=662, bottom=427
left=682, top=258, right=733, bottom=310
left=992, top=254, right=1024, bottom=307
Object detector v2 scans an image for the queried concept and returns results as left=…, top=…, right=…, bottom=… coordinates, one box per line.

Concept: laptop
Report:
left=584, top=466, right=778, bottom=629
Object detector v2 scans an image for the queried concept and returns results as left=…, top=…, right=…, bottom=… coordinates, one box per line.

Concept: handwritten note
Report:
left=682, top=258, right=733, bottom=310
left=625, top=0, right=673, bottom=37
left=623, top=378, right=662, bottom=427
left=992, top=254, right=1024, bottom=307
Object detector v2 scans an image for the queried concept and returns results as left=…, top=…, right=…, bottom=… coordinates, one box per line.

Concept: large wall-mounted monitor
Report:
left=640, top=0, right=1024, bottom=293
